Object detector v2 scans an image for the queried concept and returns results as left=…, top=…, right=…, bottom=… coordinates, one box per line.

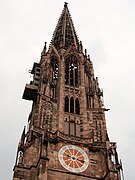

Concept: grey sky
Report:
left=0, top=0, right=135, bottom=179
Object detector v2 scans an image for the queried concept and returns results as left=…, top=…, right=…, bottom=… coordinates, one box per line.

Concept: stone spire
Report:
left=13, top=3, right=122, bottom=180
left=51, top=2, right=79, bottom=50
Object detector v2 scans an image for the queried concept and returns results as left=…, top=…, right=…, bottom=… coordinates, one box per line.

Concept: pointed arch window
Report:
left=65, top=96, right=69, bottom=112
left=70, top=97, right=74, bottom=113
left=65, top=56, right=79, bottom=87
left=75, top=98, right=80, bottom=114
left=64, top=97, right=80, bottom=114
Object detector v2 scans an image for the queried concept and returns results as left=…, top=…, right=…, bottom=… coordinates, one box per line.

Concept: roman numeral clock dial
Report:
left=58, top=145, right=89, bottom=173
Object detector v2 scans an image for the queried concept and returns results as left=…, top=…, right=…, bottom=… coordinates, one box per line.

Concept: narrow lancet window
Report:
left=70, top=97, right=74, bottom=113
left=65, top=96, right=69, bottom=112
left=75, top=98, right=80, bottom=114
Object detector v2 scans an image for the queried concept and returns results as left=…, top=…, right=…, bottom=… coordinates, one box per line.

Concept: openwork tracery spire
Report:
left=51, top=2, right=79, bottom=50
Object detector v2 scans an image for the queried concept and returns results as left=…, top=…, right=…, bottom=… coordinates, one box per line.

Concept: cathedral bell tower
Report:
left=13, top=3, right=122, bottom=180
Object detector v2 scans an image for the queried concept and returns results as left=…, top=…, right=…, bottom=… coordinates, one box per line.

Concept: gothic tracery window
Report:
left=65, top=56, right=79, bottom=87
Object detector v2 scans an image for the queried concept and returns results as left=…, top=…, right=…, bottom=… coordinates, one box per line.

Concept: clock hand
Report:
left=67, top=154, right=72, bottom=157
left=76, top=158, right=85, bottom=163
left=67, top=154, right=85, bottom=163
left=66, top=153, right=85, bottom=163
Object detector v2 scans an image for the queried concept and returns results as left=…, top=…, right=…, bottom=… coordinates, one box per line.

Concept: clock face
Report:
left=58, top=145, right=89, bottom=173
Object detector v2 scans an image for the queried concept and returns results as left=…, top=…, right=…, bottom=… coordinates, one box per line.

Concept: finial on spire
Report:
left=85, top=49, right=87, bottom=57
left=44, top=42, right=47, bottom=50
left=41, top=42, right=47, bottom=56
left=79, top=41, right=83, bottom=52
left=88, top=55, right=90, bottom=61
left=64, top=2, right=68, bottom=8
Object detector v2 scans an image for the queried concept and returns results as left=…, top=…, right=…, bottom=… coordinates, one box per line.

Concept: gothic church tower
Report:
left=13, top=3, right=122, bottom=180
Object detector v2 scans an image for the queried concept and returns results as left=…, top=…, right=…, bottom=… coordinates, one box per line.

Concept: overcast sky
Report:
left=0, top=0, right=135, bottom=179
